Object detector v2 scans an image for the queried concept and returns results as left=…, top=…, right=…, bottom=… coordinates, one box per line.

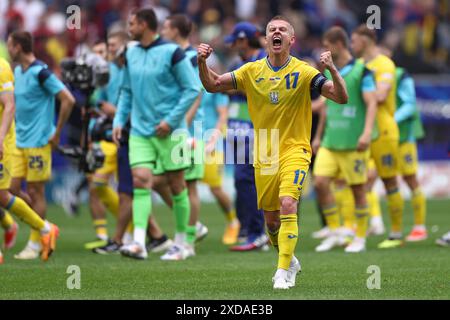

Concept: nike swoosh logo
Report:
left=288, top=234, right=298, bottom=239
left=255, top=78, right=264, bottom=83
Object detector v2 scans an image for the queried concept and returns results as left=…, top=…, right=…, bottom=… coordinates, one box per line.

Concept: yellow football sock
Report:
left=323, top=205, right=340, bottom=230
left=225, top=208, right=237, bottom=223
left=0, top=210, right=15, bottom=230
left=126, top=221, right=134, bottom=234
left=367, top=191, right=382, bottom=217
left=355, top=206, right=369, bottom=238
left=95, top=184, right=119, bottom=219
left=278, top=213, right=298, bottom=270
left=387, top=189, right=404, bottom=233
left=29, top=229, right=41, bottom=243
left=412, top=188, right=426, bottom=226
left=335, top=186, right=355, bottom=230
left=267, top=228, right=279, bottom=251
left=93, top=218, right=108, bottom=240
left=7, top=196, right=45, bottom=230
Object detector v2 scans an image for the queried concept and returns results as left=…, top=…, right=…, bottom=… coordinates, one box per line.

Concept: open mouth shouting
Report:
left=272, top=34, right=282, bottom=50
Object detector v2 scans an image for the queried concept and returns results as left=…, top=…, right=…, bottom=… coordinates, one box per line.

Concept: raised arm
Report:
left=198, top=44, right=235, bottom=93
left=319, top=51, right=348, bottom=104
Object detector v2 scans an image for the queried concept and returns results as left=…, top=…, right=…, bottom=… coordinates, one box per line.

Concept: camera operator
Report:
left=84, top=34, right=133, bottom=250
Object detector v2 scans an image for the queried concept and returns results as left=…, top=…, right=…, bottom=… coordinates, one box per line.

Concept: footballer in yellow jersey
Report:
left=0, top=57, right=59, bottom=262
left=198, top=16, right=348, bottom=289
left=365, top=54, right=399, bottom=178
left=351, top=25, right=404, bottom=249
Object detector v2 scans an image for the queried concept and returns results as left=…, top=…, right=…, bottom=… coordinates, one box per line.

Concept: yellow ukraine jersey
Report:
left=0, top=57, right=16, bottom=152
left=365, top=54, right=398, bottom=140
left=231, top=56, right=321, bottom=169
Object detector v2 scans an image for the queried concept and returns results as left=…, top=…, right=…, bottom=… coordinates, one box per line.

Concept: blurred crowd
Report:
left=0, top=0, right=449, bottom=74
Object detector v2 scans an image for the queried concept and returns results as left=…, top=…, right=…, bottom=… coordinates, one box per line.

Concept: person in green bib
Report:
left=394, top=66, right=427, bottom=242
left=313, top=26, right=378, bottom=253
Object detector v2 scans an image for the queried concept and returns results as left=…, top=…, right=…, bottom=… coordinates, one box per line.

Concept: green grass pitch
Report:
left=0, top=199, right=449, bottom=299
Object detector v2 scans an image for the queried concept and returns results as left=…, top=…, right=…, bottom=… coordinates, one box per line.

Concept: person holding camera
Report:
left=83, top=36, right=133, bottom=251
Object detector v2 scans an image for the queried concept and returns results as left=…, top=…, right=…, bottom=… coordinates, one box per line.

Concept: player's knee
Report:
left=403, top=174, right=419, bottom=190
left=187, top=181, right=198, bottom=197
left=169, top=181, right=185, bottom=195
left=167, top=171, right=186, bottom=194
left=266, top=219, right=280, bottom=232
left=132, top=171, right=151, bottom=189
left=382, top=177, right=398, bottom=191
left=28, top=183, right=45, bottom=199
left=152, top=175, right=164, bottom=189
left=351, top=186, right=367, bottom=206
left=314, top=176, right=328, bottom=193
left=280, top=197, right=297, bottom=214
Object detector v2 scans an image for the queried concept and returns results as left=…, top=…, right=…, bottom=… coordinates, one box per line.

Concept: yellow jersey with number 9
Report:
left=231, top=56, right=326, bottom=169
left=0, top=58, right=16, bottom=152
left=364, top=54, right=398, bottom=140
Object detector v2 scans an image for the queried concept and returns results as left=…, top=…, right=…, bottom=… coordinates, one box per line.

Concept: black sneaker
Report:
left=93, top=240, right=121, bottom=255
left=147, top=235, right=173, bottom=253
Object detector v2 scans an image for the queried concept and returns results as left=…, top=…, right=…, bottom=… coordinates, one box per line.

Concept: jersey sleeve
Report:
left=0, top=63, right=14, bottom=94
left=373, top=58, right=395, bottom=86
left=230, top=62, right=251, bottom=92
left=361, top=68, right=376, bottom=92
left=38, top=68, right=65, bottom=95
left=114, top=64, right=132, bottom=128
left=165, top=49, right=201, bottom=129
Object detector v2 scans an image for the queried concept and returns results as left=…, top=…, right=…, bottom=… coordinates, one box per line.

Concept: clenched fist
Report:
left=197, top=43, right=213, bottom=63
left=320, top=51, right=335, bottom=70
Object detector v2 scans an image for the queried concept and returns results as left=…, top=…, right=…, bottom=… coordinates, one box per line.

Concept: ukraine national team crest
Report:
left=269, top=91, right=279, bottom=104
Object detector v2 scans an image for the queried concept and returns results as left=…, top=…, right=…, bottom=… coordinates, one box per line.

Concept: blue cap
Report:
left=224, top=22, right=259, bottom=43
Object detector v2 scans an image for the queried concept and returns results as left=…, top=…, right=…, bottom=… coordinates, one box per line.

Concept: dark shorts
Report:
left=118, top=144, right=133, bottom=196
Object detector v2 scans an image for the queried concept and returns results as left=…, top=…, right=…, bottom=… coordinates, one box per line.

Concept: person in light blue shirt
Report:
left=112, top=8, right=200, bottom=260
left=7, top=30, right=75, bottom=260
left=160, top=13, right=207, bottom=255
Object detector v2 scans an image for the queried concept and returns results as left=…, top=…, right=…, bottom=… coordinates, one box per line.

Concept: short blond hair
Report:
left=267, top=15, right=294, bottom=35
